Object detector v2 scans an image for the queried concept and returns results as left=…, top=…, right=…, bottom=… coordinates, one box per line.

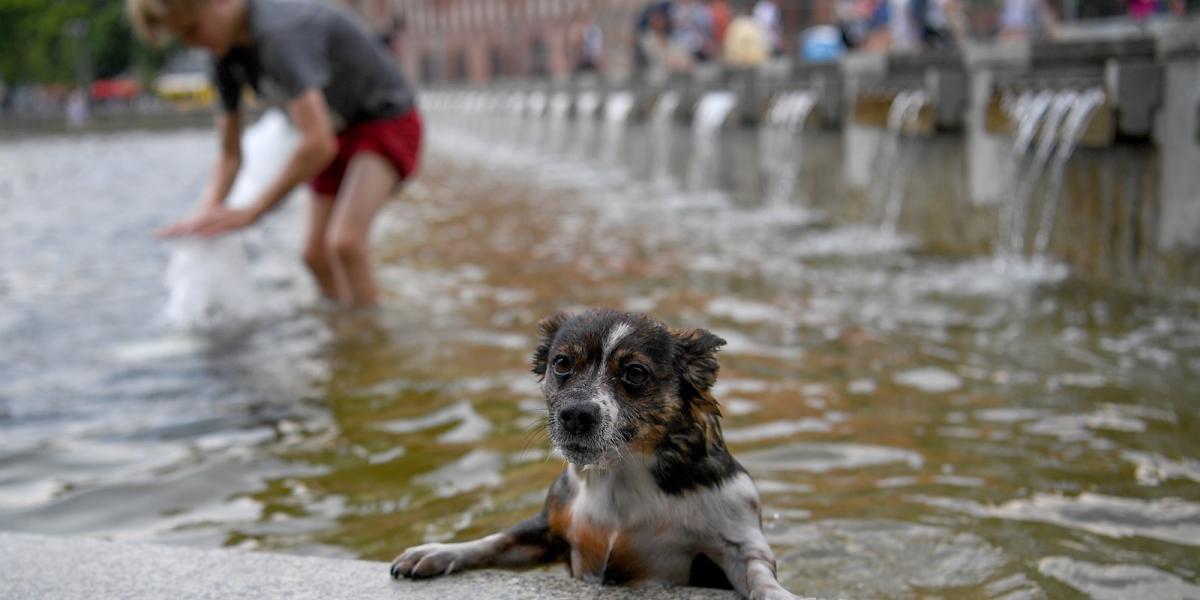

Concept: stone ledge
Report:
left=0, top=532, right=737, bottom=600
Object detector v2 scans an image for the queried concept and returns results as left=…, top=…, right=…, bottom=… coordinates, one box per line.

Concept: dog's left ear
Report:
left=531, top=312, right=570, bottom=379
left=671, top=328, right=727, bottom=410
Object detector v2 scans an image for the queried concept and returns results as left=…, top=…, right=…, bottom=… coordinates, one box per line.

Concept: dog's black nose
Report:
left=559, top=403, right=600, bottom=436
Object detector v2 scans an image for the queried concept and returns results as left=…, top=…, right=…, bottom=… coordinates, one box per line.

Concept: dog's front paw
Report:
left=390, top=543, right=471, bottom=580
left=750, top=586, right=805, bottom=600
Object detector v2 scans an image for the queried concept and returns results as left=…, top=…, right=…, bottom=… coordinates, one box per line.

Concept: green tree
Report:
left=0, top=0, right=166, bottom=86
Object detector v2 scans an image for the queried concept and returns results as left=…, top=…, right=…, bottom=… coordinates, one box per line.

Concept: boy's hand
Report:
left=156, top=205, right=260, bottom=238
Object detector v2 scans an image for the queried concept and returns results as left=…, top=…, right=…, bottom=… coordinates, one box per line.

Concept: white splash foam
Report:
left=161, top=111, right=301, bottom=330
left=413, top=449, right=503, bottom=498
left=740, top=442, right=924, bottom=473
left=1039, top=556, right=1200, bottom=599
left=914, top=492, right=1200, bottom=547
left=724, top=419, right=833, bottom=443
left=893, top=368, right=963, bottom=393
left=706, top=298, right=786, bottom=323
left=109, top=333, right=206, bottom=363
left=376, top=401, right=492, bottom=444
left=163, top=237, right=260, bottom=329
left=1121, top=450, right=1200, bottom=486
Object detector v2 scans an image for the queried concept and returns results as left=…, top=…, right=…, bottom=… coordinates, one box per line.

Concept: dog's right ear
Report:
left=671, top=327, right=727, bottom=413
left=531, top=312, right=570, bottom=379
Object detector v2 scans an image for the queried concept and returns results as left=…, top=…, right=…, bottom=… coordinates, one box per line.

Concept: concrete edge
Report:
left=0, top=532, right=738, bottom=600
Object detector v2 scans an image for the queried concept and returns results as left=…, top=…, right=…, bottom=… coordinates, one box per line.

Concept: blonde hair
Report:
left=126, top=0, right=200, bottom=46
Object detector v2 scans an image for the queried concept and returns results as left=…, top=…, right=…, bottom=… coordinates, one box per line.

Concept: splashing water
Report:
left=1001, top=90, right=1076, bottom=258
left=693, top=91, right=738, bottom=136
left=997, top=90, right=1054, bottom=257
left=574, top=91, right=602, bottom=120
left=547, top=92, right=573, bottom=155
left=688, top=91, right=738, bottom=191
left=872, top=90, right=927, bottom=233
left=570, top=93, right=601, bottom=161
left=162, top=111, right=300, bottom=330
left=650, top=91, right=681, bottom=189
left=761, top=90, right=818, bottom=214
left=524, top=91, right=547, bottom=117
left=163, top=238, right=260, bottom=329
left=603, top=92, right=635, bottom=125
left=601, top=92, right=636, bottom=165
left=1032, top=89, right=1106, bottom=258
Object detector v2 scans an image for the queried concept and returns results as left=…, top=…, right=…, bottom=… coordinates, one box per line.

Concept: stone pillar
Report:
left=962, top=42, right=1029, bottom=207
left=1154, top=56, right=1200, bottom=251
left=840, top=53, right=887, bottom=192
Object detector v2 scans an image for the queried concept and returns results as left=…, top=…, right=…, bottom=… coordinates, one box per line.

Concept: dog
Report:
left=391, top=309, right=799, bottom=600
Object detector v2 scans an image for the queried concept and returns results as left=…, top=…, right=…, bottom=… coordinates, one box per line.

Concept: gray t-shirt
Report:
left=213, top=0, right=414, bottom=131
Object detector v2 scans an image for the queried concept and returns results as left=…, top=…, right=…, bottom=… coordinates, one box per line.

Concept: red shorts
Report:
left=310, top=109, right=423, bottom=197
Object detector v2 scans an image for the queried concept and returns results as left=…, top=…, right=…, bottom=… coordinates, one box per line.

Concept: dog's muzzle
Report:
left=553, top=401, right=609, bottom=464
left=558, top=402, right=601, bottom=437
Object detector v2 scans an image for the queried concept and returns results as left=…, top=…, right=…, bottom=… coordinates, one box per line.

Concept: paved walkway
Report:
left=0, top=532, right=736, bottom=599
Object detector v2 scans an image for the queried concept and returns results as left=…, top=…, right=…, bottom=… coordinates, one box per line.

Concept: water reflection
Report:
left=1, top=99, right=1199, bottom=599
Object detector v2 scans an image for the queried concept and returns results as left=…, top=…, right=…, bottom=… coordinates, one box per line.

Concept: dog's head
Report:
left=531, top=309, right=726, bottom=466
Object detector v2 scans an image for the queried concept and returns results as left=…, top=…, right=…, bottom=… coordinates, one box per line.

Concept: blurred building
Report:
left=356, top=1, right=837, bottom=85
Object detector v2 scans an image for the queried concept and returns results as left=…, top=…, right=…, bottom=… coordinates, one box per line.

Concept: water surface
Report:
left=1, top=107, right=1198, bottom=598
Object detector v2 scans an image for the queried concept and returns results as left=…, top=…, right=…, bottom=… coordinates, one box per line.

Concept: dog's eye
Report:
left=552, top=355, right=574, bottom=377
left=621, top=363, right=649, bottom=386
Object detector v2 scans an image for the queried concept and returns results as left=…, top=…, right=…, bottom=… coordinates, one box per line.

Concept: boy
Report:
left=129, top=0, right=421, bottom=307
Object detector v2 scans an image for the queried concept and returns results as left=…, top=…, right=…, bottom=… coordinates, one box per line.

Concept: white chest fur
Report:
left=563, top=461, right=762, bottom=585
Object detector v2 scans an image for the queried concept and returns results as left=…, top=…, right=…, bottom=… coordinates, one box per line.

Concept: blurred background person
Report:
left=639, top=2, right=695, bottom=83
left=570, top=12, right=605, bottom=73
left=65, top=87, right=89, bottom=128
left=709, top=0, right=734, bottom=56
left=672, top=0, right=718, bottom=62
left=1000, top=0, right=1058, bottom=39
left=131, top=0, right=422, bottom=308
left=886, top=0, right=919, bottom=52
left=724, top=3, right=771, bottom=66
left=800, top=24, right=847, bottom=62
left=859, top=0, right=895, bottom=52
left=912, top=0, right=961, bottom=48
left=753, top=0, right=783, bottom=56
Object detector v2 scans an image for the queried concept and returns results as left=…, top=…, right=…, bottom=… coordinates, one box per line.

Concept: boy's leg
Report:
left=303, top=194, right=342, bottom=301
left=328, top=152, right=399, bottom=307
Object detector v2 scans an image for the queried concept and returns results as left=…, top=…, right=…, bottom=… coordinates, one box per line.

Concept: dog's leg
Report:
left=391, top=511, right=566, bottom=579
left=712, top=531, right=800, bottom=600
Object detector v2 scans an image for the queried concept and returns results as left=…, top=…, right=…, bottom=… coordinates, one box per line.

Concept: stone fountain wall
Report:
left=440, top=20, right=1200, bottom=292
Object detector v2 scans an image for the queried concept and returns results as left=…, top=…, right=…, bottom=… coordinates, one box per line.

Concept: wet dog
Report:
left=391, top=309, right=799, bottom=599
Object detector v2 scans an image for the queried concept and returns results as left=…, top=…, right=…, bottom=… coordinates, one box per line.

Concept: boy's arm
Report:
left=160, top=90, right=336, bottom=238
left=156, top=111, right=243, bottom=238
left=243, top=89, right=337, bottom=218
left=199, top=111, right=243, bottom=210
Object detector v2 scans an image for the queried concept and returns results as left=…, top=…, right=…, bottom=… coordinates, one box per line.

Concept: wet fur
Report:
left=392, top=310, right=798, bottom=599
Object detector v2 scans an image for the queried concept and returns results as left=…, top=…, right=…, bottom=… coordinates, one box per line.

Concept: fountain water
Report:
left=687, top=91, right=738, bottom=191
left=1033, top=89, right=1107, bottom=258
left=601, top=91, right=637, bottom=165
left=519, top=91, right=549, bottom=148
left=997, top=90, right=1054, bottom=256
left=653, top=90, right=681, bottom=123
left=870, top=90, right=927, bottom=234
left=571, top=91, right=602, bottom=159
left=650, top=91, right=681, bottom=189
left=163, top=111, right=301, bottom=330
left=574, top=91, right=602, bottom=119
left=997, top=88, right=1103, bottom=263
left=603, top=91, right=636, bottom=124
left=547, top=92, right=573, bottom=155
left=693, top=91, right=738, bottom=136
left=761, top=90, right=818, bottom=216
left=524, top=91, right=547, bottom=117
